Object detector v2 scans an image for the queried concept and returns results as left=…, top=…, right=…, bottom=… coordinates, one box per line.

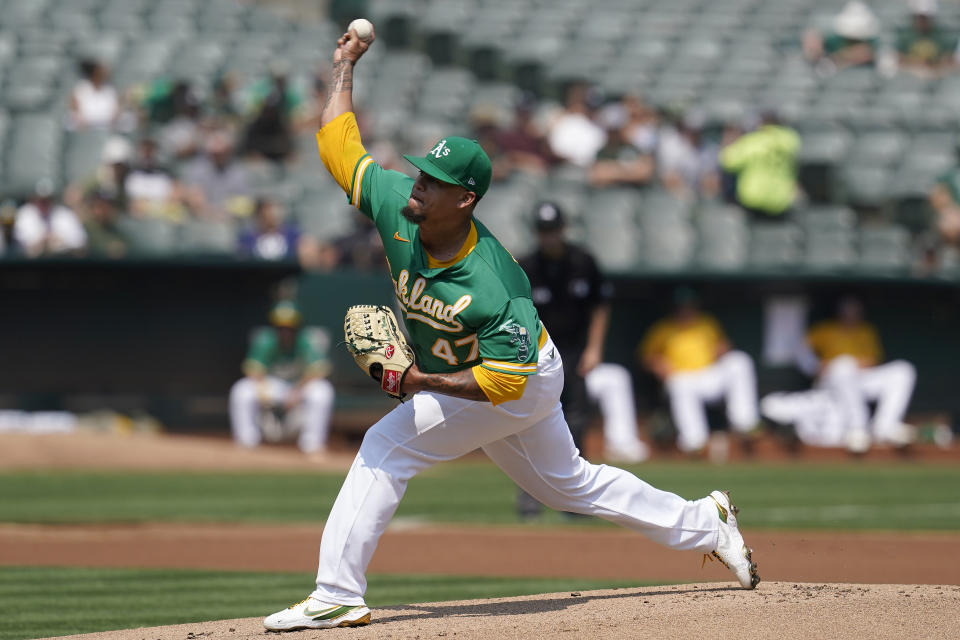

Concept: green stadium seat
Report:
left=63, top=130, right=109, bottom=184
left=850, top=130, right=909, bottom=168
left=805, top=229, right=856, bottom=270
left=859, top=224, right=911, bottom=271
left=749, top=223, right=803, bottom=268
left=179, top=219, right=237, bottom=255
left=4, top=113, right=61, bottom=196
left=801, top=205, right=857, bottom=232
left=696, top=204, right=748, bottom=270
left=116, top=217, right=178, bottom=256
left=841, top=166, right=891, bottom=210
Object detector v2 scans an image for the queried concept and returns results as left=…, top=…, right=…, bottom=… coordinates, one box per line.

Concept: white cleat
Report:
left=263, top=597, right=371, bottom=631
left=706, top=490, right=760, bottom=589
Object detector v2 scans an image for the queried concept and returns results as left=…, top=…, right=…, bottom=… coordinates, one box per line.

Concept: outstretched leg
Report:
left=484, top=404, right=719, bottom=551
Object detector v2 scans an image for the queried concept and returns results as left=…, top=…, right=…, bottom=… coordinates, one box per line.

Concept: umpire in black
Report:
left=516, top=201, right=613, bottom=518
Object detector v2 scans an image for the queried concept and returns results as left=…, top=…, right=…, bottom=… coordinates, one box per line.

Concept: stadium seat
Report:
left=179, top=219, right=237, bottom=255
left=850, top=130, right=909, bottom=168
left=748, top=223, right=803, bottom=268
left=63, top=130, right=109, bottom=184
left=115, top=217, right=178, bottom=256
left=805, top=229, right=856, bottom=270
left=4, top=113, right=62, bottom=196
left=841, top=166, right=891, bottom=210
left=859, top=224, right=911, bottom=271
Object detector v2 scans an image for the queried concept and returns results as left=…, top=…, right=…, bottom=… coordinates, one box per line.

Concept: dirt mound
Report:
left=41, top=582, right=960, bottom=640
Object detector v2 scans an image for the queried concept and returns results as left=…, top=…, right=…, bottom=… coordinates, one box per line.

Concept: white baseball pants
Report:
left=664, top=351, right=759, bottom=452
left=585, top=362, right=648, bottom=458
left=229, top=376, right=334, bottom=453
left=818, top=356, right=916, bottom=443
left=311, top=336, right=720, bottom=606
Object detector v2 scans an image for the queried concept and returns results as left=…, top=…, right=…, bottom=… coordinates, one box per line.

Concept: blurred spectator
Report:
left=897, top=0, right=957, bottom=75
left=657, top=110, right=719, bottom=199
left=14, top=180, right=87, bottom=257
left=589, top=116, right=655, bottom=189
left=183, top=131, right=252, bottom=220
left=491, top=94, right=551, bottom=178
left=157, top=83, right=204, bottom=160
left=929, top=150, right=960, bottom=246
left=68, top=59, right=119, bottom=130
left=65, top=135, right=133, bottom=212
left=229, top=301, right=335, bottom=455
left=238, top=198, right=324, bottom=270
left=333, top=211, right=386, bottom=271
left=209, top=73, right=242, bottom=127
left=0, top=200, right=18, bottom=256
left=806, top=297, right=916, bottom=452
left=621, top=94, right=660, bottom=155
left=803, top=1, right=880, bottom=72
left=639, top=287, right=760, bottom=454
left=82, top=190, right=127, bottom=259
left=720, top=112, right=800, bottom=220
left=547, top=83, right=606, bottom=168
left=241, top=62, right=302, bottom=162
left=125, top=137, right=187, bottom=222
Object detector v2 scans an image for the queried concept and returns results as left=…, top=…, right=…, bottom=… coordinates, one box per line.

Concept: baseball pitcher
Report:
left=263, top=24, right=759, bottom=632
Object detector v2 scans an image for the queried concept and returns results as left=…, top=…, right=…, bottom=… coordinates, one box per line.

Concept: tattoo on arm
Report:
left=320, top=60, right=354, bottom=124
left=408, top=368, right=489, bottom=402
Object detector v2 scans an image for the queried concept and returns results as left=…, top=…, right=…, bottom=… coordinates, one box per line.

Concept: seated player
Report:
left=806, top=297, right=916, bottom=452
left=585, top=362, right=650, bottom=463
left=639, top=288, right=760, bottom=453
left=229, top=302, right=335, bottom=454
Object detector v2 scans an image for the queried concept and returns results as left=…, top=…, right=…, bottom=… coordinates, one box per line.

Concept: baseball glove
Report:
left=344, top=304, right=415, bottom=399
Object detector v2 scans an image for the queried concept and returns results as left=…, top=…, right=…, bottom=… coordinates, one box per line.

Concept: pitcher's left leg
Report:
left=484, top=404, right=718, bottom=551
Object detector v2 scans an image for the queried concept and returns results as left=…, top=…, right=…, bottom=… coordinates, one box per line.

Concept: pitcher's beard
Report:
left=401, top=206, right=426, bottom=224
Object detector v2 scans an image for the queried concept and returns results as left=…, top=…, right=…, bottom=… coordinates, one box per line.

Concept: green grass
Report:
left=1, top=462, right=959, bottom=530
left=0, top=566, right=648, bottom=640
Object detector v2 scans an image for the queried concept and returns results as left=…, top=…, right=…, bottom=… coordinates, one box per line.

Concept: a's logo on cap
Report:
left=467, top=177, right=476, bottom=185
left=430, top=139, right=450, bottom=159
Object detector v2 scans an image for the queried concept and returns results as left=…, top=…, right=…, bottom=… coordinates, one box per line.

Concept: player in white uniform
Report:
left=229, top=302, right=335, bottom=454
left=263, top=26, right=759, bottom=631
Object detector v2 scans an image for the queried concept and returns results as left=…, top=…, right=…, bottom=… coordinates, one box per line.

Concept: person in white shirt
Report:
left=68, top=60, right=119, bottom=130
left=14, top=180, right=87, bottom=257
left=547, top=83, right=607, bottom=168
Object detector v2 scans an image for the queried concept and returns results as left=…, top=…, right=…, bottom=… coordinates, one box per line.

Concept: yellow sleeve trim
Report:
left=472, top=365, right=528, bottom=406
left=481, top=359, right=537, bottom=374
left=315, top=112, right=369, bottom=198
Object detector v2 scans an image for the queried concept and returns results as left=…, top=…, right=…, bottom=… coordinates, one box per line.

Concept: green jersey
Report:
left=349, top=157, right=542, bottom=376
left=245, top=327, right=330, bottom=382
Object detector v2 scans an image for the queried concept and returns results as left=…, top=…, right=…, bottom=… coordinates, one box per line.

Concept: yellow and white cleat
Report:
left=264, top=597, right=371, bottom=631
left=706, top=490, right=760, bottom=589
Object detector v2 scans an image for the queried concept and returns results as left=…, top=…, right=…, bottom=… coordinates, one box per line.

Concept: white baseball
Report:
left=348, top=18, right=374, bottom=42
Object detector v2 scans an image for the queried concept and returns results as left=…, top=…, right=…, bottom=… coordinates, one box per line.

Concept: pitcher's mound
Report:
left=42, top=581, right=960, bottom=640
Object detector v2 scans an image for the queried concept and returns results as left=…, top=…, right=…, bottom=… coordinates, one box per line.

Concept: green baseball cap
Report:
left=403, top=137, right=492, bottom=199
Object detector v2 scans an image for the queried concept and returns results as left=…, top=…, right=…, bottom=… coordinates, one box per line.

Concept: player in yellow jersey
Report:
left=807, top=297, right=916, bottom=452
left=640, top=288, right=760, bottom=453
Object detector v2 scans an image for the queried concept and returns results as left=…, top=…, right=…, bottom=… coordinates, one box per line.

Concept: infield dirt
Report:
left=6, top=432, right=960, bottom=639
left=38, top=582, right=960, bottom=640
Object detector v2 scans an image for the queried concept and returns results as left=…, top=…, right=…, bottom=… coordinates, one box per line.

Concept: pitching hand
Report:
left=334, top=25, right=374, bottom=64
